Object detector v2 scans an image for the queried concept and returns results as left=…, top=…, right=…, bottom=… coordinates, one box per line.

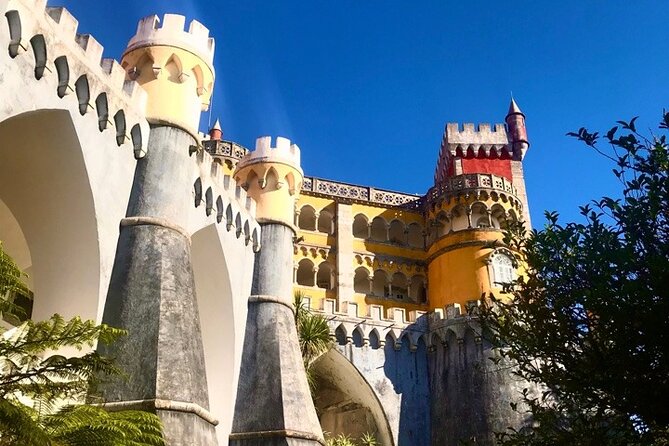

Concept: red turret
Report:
left=209, top=119, right=223, bottom=141
left=505, top=98, right=529, bottom=156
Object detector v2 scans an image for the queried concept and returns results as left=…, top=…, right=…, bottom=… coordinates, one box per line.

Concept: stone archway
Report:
left=0, top=110, right=101, bottom=322
left=191, top=223, right=237, bottom=445
left=313, top=349, right=394, bottom=446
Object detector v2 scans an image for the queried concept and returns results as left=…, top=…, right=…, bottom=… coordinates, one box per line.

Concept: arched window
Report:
left=296, top=258, right=315, bottom=286
left=372, top=270, right=388, bottom=296
left=353, top=267, right=370, bottom=294
left=491, top=252, right=516, bottom=286
left=391, top=272, right=408, bottom=300
left=318, top=209, right=334, bottom=234
left=388, top=220, right=405, bottom=244
left=407, top=223, right=423, bottom=248
left=370, top=217, right=387, bottom=241
left=317, top=262, right=334, bottom=290
left=475, top=215, right=491, bottom=228
left=298, top=206, right=317, bottom=231
left=352, top=214, right=368, bottom=238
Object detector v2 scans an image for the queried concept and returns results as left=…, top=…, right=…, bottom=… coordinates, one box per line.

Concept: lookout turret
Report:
left=121, top=14, right=215, bottom=134
left=234, top=136, right=304, bottom=227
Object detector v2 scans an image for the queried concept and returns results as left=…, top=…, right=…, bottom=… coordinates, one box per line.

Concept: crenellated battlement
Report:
left=441, top=122, right=511, bottom=158
left=125, top=14, right=215, bottom=66
left=237, top=136, right=302, bottom=172
left=233, top=136, right=304, bottom=225
left=2, top=0, right=149, bottom=156
left=300, top=296, right=484, bottom=352
left=191, top=147, right=261, bottom=251
left=444, top=122, right=509, bottom=145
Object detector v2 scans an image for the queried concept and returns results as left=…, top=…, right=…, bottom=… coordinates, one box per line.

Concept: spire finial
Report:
left=507, top=96, right=523, bottom=117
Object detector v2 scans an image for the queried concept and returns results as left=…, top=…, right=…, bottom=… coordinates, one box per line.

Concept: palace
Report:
left=0, top=2, right=531, bottom=445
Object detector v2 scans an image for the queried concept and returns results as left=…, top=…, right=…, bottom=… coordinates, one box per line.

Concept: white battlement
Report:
left=125, top=14, right=215, bottom=65
left=236, top=136, right=302, bottom=171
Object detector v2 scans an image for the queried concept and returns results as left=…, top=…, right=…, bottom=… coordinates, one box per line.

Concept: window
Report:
left=492, top=253, right=515, bottom=285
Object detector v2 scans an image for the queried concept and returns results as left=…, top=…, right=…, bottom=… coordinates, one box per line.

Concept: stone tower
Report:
left=230, top=137, right=325, bottom=446
left=98, top=14, right=219, bottom=445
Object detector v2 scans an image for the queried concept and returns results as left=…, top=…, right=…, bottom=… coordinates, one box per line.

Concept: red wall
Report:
left=461, top=158, right=512, bottom=180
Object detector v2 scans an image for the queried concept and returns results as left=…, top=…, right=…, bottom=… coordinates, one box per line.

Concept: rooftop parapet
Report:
left=444, top=122, right=509, bottom=146
left=124, top=14, right=215, bottom=66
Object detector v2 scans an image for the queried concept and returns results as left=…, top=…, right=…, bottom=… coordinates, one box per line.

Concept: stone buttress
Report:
left=230, top=137, right=325, bottom=446
left=97, top=14, right=219, bottom=445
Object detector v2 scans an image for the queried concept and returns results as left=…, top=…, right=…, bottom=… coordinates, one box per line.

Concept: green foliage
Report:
left=481, top=111, right=669, bottom=445
left=324, top=432, right=378, bottom=446
left=0, top=243, right=164, bottom=445
left=294, top=291, right=333, bottom=392
left=0, top=241, right=31, bottom=322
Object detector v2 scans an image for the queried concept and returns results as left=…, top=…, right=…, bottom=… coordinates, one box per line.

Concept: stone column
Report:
left=336, top=202, right=354, bottom=305
left=99, top=125, right=218, bottom=445
left=230, top=136, right=324, bottom=446
left=97, top=14, right=218, bottom=446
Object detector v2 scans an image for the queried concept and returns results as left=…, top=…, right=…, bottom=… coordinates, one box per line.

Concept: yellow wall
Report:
left=292, top=191, right=521, bottom=317
left=427, top=230, right=502, bottom=308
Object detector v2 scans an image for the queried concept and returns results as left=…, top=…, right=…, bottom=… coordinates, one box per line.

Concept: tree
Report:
left=293, top=291, right=332, bottom=392
left=481, top=111, right=669, bottom=445
left=0, top=242, right=164, bottom=445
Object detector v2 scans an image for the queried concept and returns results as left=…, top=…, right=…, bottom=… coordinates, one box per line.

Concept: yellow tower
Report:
left=426, top=105, right=530, bottom=311
left=121, top=14, right=215, bottom=135
left=234, top=136, right=304, bottom=226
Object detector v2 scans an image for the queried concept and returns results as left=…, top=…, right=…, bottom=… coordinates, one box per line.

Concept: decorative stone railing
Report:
left=203, top=139, right=250, bottom=160
left=426, top=173, right=517, bottom=203
left=302, top=177, right=422, bottom=209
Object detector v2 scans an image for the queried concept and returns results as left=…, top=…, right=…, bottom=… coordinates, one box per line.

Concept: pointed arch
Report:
left=165, top=53, right=183, bottom=83
left=352, top=326, right=364, bottom=347
left=368, top=328, right=381, bottom=350
left=264, top=166, right=280, bottom=190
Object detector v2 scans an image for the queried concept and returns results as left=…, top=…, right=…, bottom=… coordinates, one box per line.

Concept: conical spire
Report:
left=507, top=97, right=524, bottom=117
left=209, top=119, right=223, bottom=140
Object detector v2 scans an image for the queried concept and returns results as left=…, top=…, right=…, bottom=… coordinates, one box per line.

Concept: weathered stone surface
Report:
left=428, top=323, right=528, bottom=446
left=99, top=125, right=217, bottom=445
left=230, top=223, right=323, bottom=446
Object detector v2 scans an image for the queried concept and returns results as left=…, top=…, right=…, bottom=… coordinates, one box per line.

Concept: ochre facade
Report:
left=206, top=99, right=531, bottom=320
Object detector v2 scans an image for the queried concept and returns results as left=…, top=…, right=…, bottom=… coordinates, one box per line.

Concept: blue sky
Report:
left=58, top=0, right=669, bottom=225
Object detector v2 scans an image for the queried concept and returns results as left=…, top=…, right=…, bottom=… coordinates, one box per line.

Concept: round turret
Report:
left=505, top=98, right=529, bottom=157
left=425, top=173, right=524, bottom=310
left=234, top=136, right=304, bottom=227
left=121, top=14, right=215, bottom=135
